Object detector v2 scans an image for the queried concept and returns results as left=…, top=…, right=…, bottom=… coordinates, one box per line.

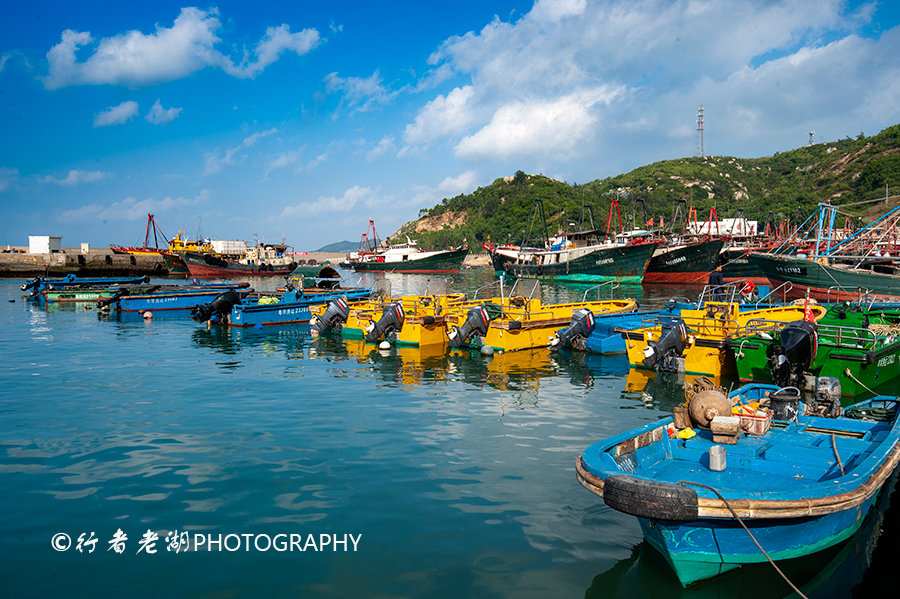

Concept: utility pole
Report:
left=697, top=105, right=705, bottom=158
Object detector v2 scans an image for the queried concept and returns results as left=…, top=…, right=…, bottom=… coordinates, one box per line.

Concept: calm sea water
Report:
left=0, top=271, right=896, bottom=598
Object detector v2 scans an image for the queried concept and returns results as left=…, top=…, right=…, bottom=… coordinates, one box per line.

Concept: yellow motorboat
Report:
left=445, top=295, right=637, bottom=353
left=620, top=300, right=827, bottom=376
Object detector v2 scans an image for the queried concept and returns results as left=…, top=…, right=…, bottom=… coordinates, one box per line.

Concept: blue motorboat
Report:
left=191, top=287, right=373, bottom=327
left=106, top=283, right=252, bottom=313
left=576, top=382, right=900, bottom=587
left=21, top=274, right=151, bottom=297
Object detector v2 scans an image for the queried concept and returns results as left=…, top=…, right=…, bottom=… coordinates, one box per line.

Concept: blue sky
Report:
left=1, top=0, right=899, bottom=250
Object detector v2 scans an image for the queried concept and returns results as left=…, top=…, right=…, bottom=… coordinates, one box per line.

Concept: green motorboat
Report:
left=731, top=302, right=900, bottom=399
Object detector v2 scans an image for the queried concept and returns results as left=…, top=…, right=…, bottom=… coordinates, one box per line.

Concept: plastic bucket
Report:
left=770, top=388, right=801, bottom=421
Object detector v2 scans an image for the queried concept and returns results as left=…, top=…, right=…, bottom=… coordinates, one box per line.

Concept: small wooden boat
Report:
left=731, top=301, right=900, bottom=397
left=103, top=283, right=252, bottom=313
left=198, top=287, right=373, bottom=327
left=576, top=383, right=900, bottom=587
left=21, top=274, right=151, bottom=297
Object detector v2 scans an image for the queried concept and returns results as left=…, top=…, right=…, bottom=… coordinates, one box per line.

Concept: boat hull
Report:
left=339, top=246, right=468, bottom=273
left=183, top=252, right=297, bottom=277
left=643, top=238, right=725, bottom=284
left=229, top=289, right=372, bottom=327
left=504, top=242, right=658, bottom=283
left=719, top=248, right=769, bottom=284
left=114, top=289, right=252, bottom=312
left=749, top=253, right=900, bottom=301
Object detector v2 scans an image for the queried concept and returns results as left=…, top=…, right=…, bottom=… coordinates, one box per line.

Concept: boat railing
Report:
left=755, top=281, right=793, bottom=308
left=825, top=285, right=874, bottom=306
left=582, top=281, right=619, bottom=302
left=817, top=324, right=879, bottom=349
left=735, top=319, right=791, bottom=338
left=508, top=278, right=541, bottom=301
left=637, top=313, right=742, bottom=337
left=697, top=282, right=743, bottom=305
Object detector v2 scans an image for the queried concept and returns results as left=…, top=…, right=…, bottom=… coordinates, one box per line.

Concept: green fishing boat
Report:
left=731, top=302, right=900, bottom=398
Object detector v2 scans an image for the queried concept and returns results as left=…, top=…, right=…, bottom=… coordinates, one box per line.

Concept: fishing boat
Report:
left=21, top=274, right=151, bottom=298
left=749, top=203, right=900, bottom=302
left=109, top=213, right=169, bottom=256
left=643, top=237, right=725, bottom=285
left=310, top=280, right=471, bottom=348
left=501, top=200, right=659, bottom=283
left=102, top=283, right=252, bottom=313
left=618, top=284, right=826, bottom=376
left=339, top=220, right=468, bottom=273
left=576, top=382, right=900, bottom=587
left=182, top=243, right=298, bottom=277
left=731, top=301, right=900, bottom=397
left=444, top=280, right=638, bottom=353
left=190, top=286, right=373, bottom=327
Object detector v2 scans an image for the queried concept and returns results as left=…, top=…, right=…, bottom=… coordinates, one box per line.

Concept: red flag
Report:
left=803, top=288, right=815, bottom=322
left=645, top=218, right=654, bottom=227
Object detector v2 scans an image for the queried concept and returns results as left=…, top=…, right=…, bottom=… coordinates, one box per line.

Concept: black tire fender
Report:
left=603, top=475, right=698, bottom=521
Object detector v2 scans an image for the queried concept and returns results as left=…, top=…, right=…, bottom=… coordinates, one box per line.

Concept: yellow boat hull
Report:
left=621, top=302, right=827, bottom=376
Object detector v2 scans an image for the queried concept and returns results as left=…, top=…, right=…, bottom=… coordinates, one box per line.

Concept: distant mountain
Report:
left=397, top=124, right=900, bottom=250
left=314, top=240, right=357, bottom=252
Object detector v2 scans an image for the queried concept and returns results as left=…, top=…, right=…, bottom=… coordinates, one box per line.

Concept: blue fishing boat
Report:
left=576, top=382, right=900, bottom=587
left=21, top=274, right=151, bottom=297
left=106, top=283, right=252, bottom=313
left=191, top=287, right=373, bottom=327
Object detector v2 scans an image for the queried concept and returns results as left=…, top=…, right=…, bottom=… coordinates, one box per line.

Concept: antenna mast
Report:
left=697, top=105, right=705, bottom=158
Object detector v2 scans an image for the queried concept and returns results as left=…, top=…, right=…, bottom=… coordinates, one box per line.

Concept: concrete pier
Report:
left=0, top=247, right=169, bottom=277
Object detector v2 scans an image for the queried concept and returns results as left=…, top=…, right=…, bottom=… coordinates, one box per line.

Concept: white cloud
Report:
left=280, top=185, right=375, bottom=217
left=0, top=167, right=19, bottom=191
left=409, top=171, right=481, bottom=207
left=43, top=8, right=321, bottom=89
left=366, top=136, right=395, bottom=162
left=204, top=128, right=278, bottom=176
left=59, top=190, right=210, bottom=222
left=401, top=0, right=896, bottom=171
left=94, top=101, right=139, bottom=127
left=43, top=169, right=108, bottom=186
left=324, top=70, right=398, bottom=113
left=455, top=87, right=623, bottom=160
left=403, top=86, right=476, bottom=146
left=145, top=100, right=182, bottom=124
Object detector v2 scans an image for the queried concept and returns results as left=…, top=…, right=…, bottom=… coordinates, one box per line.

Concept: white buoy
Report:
left=379, top=341, right=391, bottom=350
left=480, top=345, right=494, bottom=356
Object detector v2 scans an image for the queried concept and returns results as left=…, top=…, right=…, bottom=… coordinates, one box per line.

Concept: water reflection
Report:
left=620, top=368, right=735, bottom=412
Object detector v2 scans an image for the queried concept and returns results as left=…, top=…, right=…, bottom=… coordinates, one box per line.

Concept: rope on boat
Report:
left=843, top=367, right=879, bottom=397
left=678, top=480, right=808, bottom=599
left=831, top=434, right=845, bottom=476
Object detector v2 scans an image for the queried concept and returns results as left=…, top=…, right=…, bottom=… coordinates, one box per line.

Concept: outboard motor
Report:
left=364, top=302, right=405, bottom=342
left=550, top=308, right=595, bottom=351
left=769, top=320, right=817, bottom=388
left=21, top=276, right=44, bottom=293
left=311, top=297, right=351, bottom=333
left=812, top=376, right=842, bottom=418
left=190, top=290, right=242, bottom=323
left=447, top=305, right=491, bottom=348
left=96, top=287, right=131, bottom=309
left=642, top=318, right=688, bottom=372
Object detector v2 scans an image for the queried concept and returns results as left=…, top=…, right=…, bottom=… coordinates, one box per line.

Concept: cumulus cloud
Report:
left=43, top=7, right=321, bottom=89
left=455, top=87, right=623, bottom=160
left=403, top=0, right=896, bottom=169
left=146, top=100, right=182, bottom=124
left=409, top=171, right=481, bottom=207
left=280, top=185, right=375, bottom=217
left=43, top=169, right=108, bottom=186
left=59, top=190, right=210, bottom=222
left=94, top=101, right=139, bottom=127
left=204, top=128, right=278, bottom=176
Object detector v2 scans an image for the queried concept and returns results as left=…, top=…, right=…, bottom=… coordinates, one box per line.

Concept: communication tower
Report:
left=808, top=131, right=815, bottom=146
left=697, top=105, right=705, bottom=157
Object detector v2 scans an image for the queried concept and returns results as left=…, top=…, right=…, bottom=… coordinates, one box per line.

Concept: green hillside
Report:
left=397, top=124, right=900, bottom=249
left=315, top=240, right=357, bottom=252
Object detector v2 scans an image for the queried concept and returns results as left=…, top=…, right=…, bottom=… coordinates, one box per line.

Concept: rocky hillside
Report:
left=396, top=124, right=900, bottom=249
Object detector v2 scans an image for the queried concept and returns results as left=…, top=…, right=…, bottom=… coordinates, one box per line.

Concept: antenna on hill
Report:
left=808, top=131, right=815, bottom=146
left=697, top=105, right=705, bottom=158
